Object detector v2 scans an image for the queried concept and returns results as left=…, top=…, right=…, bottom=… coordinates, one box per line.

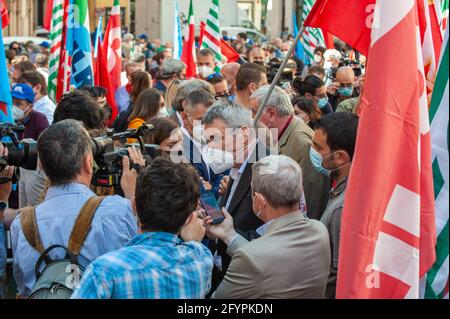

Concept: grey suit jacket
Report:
left=212, top=212, right=331, bottom=299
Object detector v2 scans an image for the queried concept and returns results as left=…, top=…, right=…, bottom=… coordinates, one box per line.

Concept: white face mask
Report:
left=197, top=66, right=214, bottom=78
left=13, top=105, right=28, bottom=121
left=159, top=107, right=169, bottom=117
left=203, top=146, right=234, bottom=174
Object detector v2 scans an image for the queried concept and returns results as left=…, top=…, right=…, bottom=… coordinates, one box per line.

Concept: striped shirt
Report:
left=71, top=232, right=214, bottom=299
left=11, top=183, right=138, bottom=297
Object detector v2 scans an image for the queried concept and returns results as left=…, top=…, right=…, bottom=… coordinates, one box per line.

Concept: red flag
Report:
left=1, top=0, right=9, bottom=29
left=323, top=31, right=335, bottom=49
left=56, top=2, right=71, bottom=102
left=199, top=21, right=240, bottom=64
left=43, top=0, right=54, bottom=31
left=181, top=0, right=197, bottom=79
left=336, top=0, right=435, bottom=299
left=94, top=39, right=119, bottom=123
left=304, top=0, right=375, bottom=57
left=103, top=0, right=122, bottom=94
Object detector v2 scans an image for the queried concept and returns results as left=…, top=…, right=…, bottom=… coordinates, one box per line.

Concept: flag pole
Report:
left=253, top=25, right=306, bottom=128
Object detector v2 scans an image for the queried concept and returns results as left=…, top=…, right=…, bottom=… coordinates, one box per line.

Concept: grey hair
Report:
left=37, top=119, right=92, bottom=186
left=202, top=101, right=253, bottom=128
left=160, top=59, right=186, bottom=78
left=252, top=155, right=303, bottom=207
left=173, top=79, right=214, bottom=112
left=250, top=85, right=294, bottom=117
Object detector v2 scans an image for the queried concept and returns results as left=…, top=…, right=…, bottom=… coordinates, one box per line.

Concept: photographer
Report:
left=10, top=119, right=143, bottom=297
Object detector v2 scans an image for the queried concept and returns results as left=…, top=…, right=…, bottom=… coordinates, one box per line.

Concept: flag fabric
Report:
left=304, top=0, right=375, bottom=57
left=173, top=1, right=183, bottom=60
left=201, top=0, right=222, bottom=72
left=0, top=18, right=13, bottom=123
left=293, top=10, right=308, bottom=65
left=93, top=16, right=103, bottom=59
left=323, top=31, right=335, bottom=49
left=442, top=0, right=449, bottom=33
left=1, top=0, right=9, bottom=29
left=181, top=0, right=197, bottom=78
left=336, top=0, right=436, bottom=299
left=103, top=0, right=122, bottom=94
left=199, top=21, right=240, bottom=64
left=424, top=23, right=449, bottom=300
left=48, top=0, right=69, bottom=102
left=66, top=0, right=94, bottom=89
left=44, top=0, right=54, bottom=31
left=93, top=21, right=119, bottom=123
left=299, top=0, right=326, bottom=62
left=419, top=0, right=444, bottom=98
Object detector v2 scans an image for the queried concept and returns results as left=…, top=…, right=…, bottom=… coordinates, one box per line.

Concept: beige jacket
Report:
left=212, top=212, right=331, bottom=299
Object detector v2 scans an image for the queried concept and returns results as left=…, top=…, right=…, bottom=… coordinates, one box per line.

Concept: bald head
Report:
left=221, top=63, right=241, bottom=95
left=336, top=66, right=355, bottom=85
left=248, top=47, right=266, bottom=64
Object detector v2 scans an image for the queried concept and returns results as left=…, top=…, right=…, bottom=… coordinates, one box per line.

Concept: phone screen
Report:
left=199, top=192, right=224, bottom=224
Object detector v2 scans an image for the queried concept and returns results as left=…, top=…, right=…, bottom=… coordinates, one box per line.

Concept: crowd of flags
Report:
left=0, top=0, right=448, bottom=300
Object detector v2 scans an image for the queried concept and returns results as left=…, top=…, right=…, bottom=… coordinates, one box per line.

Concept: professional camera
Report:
left=0, top=123, right=38, bottom=183
left=329, top=58, right=363, bottom=81
left=91, top=124, right=161, bottom=194
left=266, top=58, right=297, bottom=86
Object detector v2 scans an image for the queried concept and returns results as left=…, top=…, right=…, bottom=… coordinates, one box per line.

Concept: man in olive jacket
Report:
left=250, top=86, right=330, bottom=220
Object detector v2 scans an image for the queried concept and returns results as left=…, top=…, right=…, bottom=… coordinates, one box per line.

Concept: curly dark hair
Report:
left=135, top=158, right=201, bottom=233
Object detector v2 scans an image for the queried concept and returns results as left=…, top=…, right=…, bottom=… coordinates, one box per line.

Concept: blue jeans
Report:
left=0, top=222, right=7, bottom=299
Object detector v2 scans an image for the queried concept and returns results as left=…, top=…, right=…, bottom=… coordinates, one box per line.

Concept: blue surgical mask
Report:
left=317, top=97, right=329, bottom=109
left=310, top=147, right=331, bottom=176
left=338, top=86, right=354, bottom=97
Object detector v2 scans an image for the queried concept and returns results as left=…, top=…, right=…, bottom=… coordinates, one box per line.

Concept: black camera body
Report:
left=266, top=58, right=297, bottom=86
left=0, top=123, right=39, bottom=182
left=91, top=124, right=161, bottom=190
left=330, top=58, right=363, bottom=80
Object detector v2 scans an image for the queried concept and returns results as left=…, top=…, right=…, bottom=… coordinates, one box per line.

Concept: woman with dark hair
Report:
left=79, top=85, right=113, bottom=123
left=144, top=117, right=183, bottom=155
left=292, top=75, right=333, bottom=115
left=113, top=71, right=152, bottom=132
left=291, top=96, right=321, bottom=129
left=128, top=88, right=164, bottom=130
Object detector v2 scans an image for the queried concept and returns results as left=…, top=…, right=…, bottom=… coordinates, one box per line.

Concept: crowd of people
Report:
left=0, top=28, right=365, bottom=299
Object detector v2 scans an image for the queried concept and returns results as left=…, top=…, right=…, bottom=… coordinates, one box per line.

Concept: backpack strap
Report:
left=20, top=206, right=45, bottom=255
left=68, top=196, right=106, bottom=256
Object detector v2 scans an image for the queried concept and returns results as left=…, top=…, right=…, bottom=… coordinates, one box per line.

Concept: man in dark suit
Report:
left=202, top=101, right=270, bottom=285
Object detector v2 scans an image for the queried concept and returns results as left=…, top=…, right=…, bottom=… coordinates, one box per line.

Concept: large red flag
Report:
left=1, top=0, right=9, bottom=29
left=304, top=0, right=375, bottom=57
left=181, top=0, right=197, bottom=79
left=103, top=0, right=122, bottom=93
left=336, top=0, right=436, bottom=299
left=43, top=0, right=54, bottom=31
left=94, top=38, right=119, bottom=123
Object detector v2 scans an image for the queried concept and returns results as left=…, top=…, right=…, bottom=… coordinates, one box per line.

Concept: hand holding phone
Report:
left=199, top=192, right=224, bottom=224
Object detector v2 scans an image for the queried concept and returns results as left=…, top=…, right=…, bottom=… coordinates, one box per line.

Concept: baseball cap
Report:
left=138, top=33, right=148, bottom=41
left=11, top=83, right=35, bottom=103
left=39, top=41, right=50, bottom=49
left=155, top=46, right=167, bottom=53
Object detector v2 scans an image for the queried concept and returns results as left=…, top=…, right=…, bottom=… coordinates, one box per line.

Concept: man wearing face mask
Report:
left=202, top=102, right=270, bottom=281
left=205, top=155, right=330, bottom=299
left=235, top=63, right=268, bottom=109
left=11, top=83, right=49, bottom=141
left=250, top=86, right=330, bottom=220
left=327, top=66, right=359, bottom=111
left=197, top=49, right=216, bottom=80
left=310, top=112, right=359, bottom=299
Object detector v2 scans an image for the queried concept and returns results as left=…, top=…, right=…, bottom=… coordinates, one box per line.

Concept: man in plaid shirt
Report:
left=72, top=158, right=213, bottom=299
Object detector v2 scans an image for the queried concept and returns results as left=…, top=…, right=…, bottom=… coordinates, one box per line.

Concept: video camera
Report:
left=0, top=123, right=38, bottom=183
left=266, top=58, right=297, bottom=86
left=91, top=124, right=162, bottom=195
left=329, top=58, right=363, bottom=80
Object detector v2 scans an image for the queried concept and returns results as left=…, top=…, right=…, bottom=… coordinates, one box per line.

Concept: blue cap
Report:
left=39, top=41, right=50, bottom=48
left=11, top=84, right=35, bottom=103
left=223, top=35, right=230, bottom=41
left=138, top=33, right=148, bottom=41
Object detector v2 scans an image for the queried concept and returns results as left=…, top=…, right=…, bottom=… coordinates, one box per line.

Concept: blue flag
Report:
left=173, top=2, right=183, bottom=60
left=293, top=10, right=309, bottom=65
left=66, top=0, right=94, bottom=88
left=0, top=18, right=13, bottom=124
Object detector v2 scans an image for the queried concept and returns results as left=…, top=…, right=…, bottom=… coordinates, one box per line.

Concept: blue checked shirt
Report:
left=71, top=232, right=214, bottom=299
left=11, top=183, right=138, bottom=297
